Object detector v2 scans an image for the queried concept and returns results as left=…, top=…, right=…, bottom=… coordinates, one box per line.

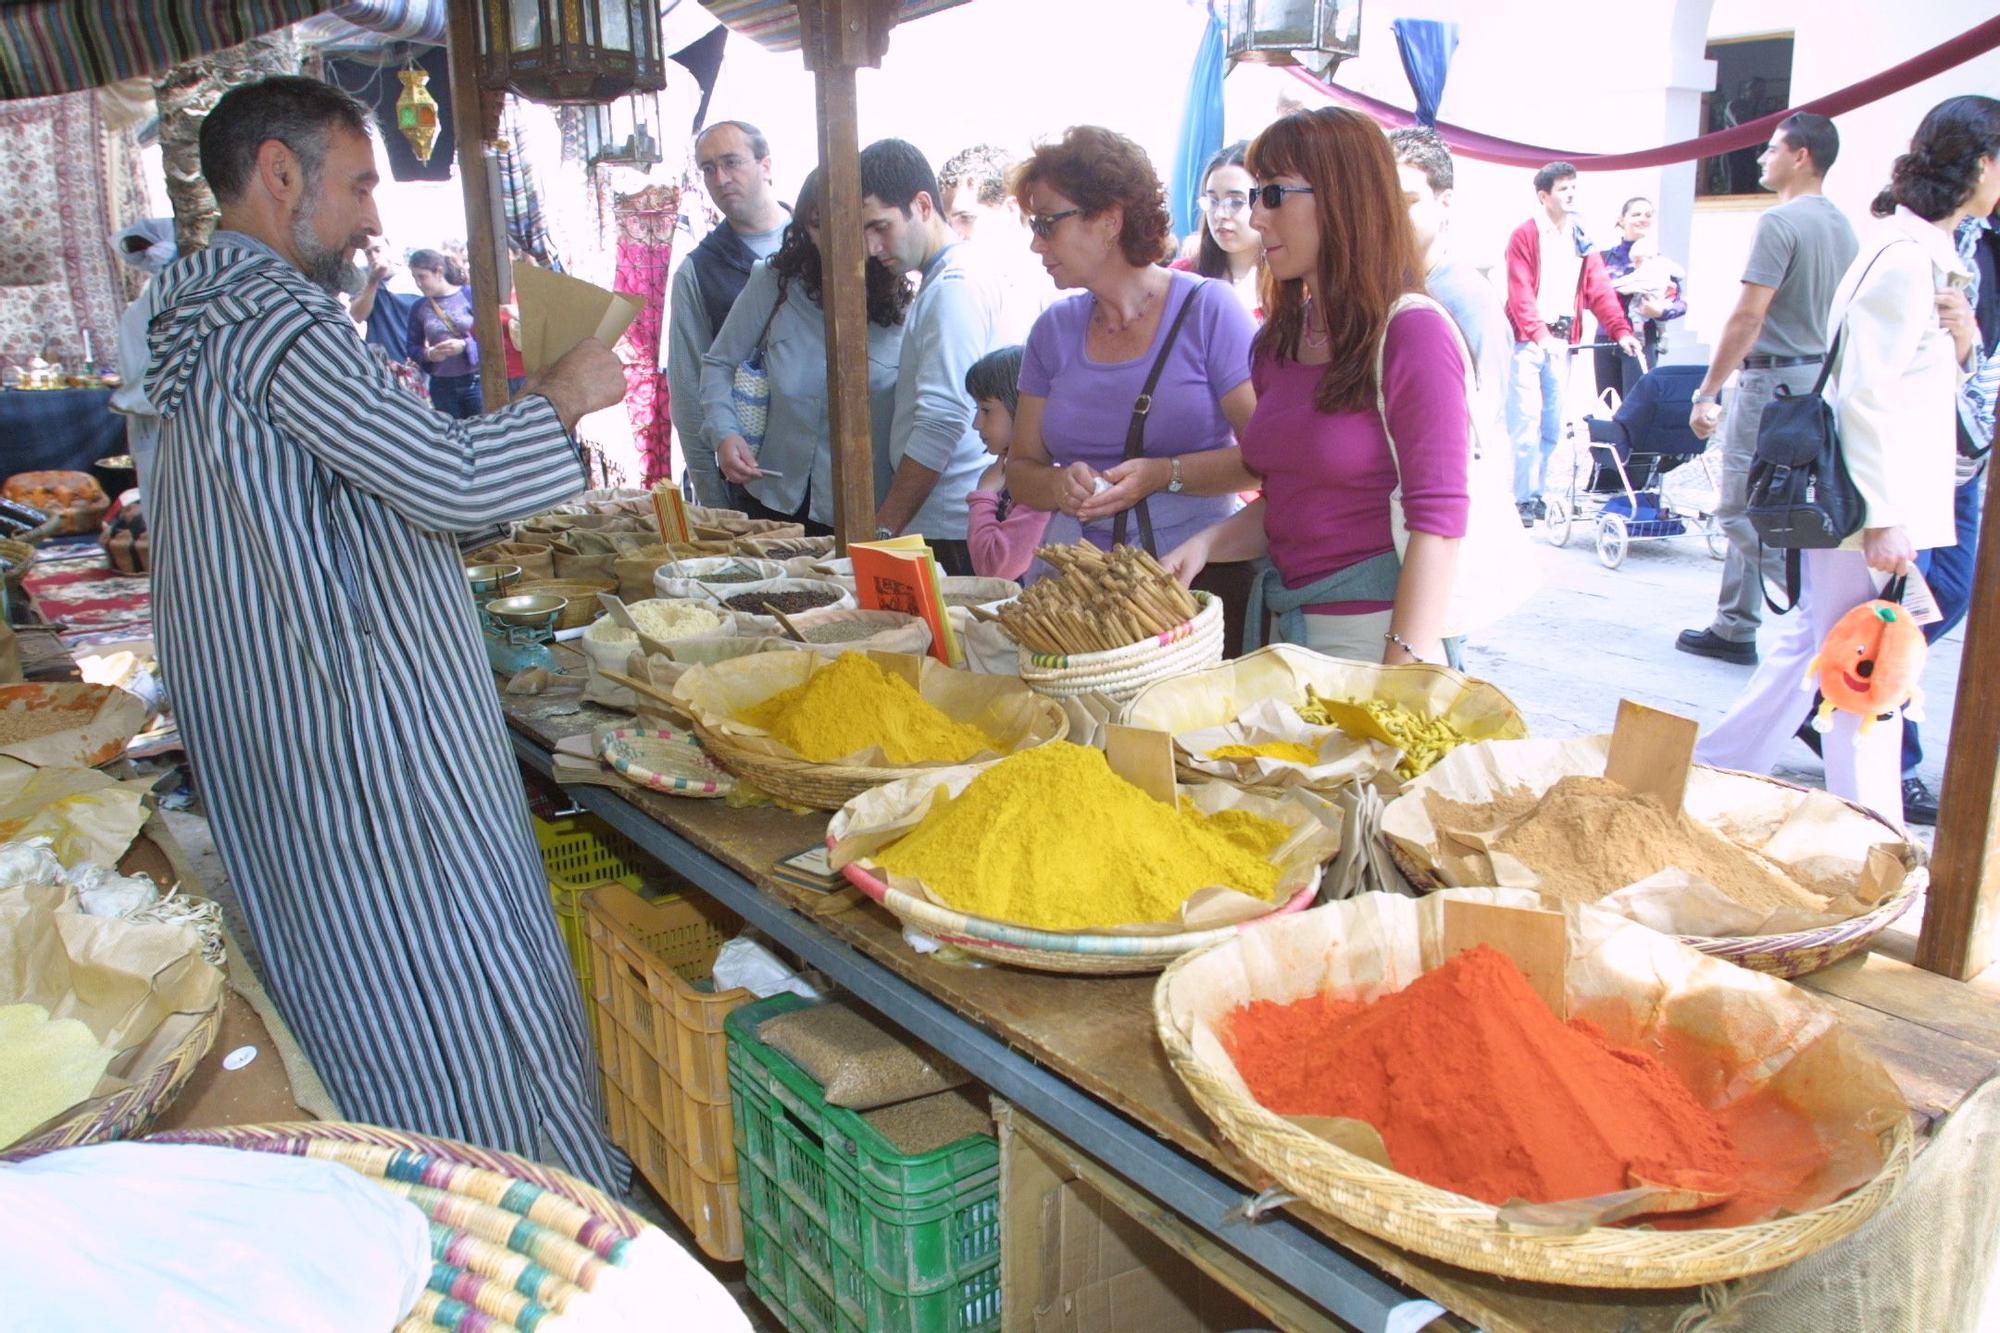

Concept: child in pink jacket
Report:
left=963, top=346, right=1050, bottom=580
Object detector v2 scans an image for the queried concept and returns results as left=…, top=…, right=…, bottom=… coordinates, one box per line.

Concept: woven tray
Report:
left=511, top=578, right=615, bottom=632
left=837, top=849, right=1319, bottom=974
left=597, top=725, right=734, bottom=797
left=1384, top=769, right=1925, bottom=980
left=1016, top=591, right=1225, bottom=703
left=2, top=999, right=221, bottom=1160
left=693, top=716, right=1074, bottom=811
left=1154, top=897, right=1915, bottom=1288
left=145, top=1122, right=653, bottom=1332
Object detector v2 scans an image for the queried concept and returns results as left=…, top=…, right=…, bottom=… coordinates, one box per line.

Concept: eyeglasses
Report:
left=1026, top=208, right=1081, bottom=240
left=1198, top=193, right=1251, bottom=218
left=1251, top=183, right=1315, bottom=210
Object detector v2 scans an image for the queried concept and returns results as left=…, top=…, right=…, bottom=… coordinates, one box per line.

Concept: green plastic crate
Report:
left=728, top=995, right=1001, bottom=1333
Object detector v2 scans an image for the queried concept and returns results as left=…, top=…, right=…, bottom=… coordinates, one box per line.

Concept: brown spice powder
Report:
left=1489, top=775, right=1829, bottom=915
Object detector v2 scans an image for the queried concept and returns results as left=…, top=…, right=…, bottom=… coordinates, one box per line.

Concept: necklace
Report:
left=1092, top=281, right=1161, bottom=336
left=1303, top=296, right=1329, bottom=349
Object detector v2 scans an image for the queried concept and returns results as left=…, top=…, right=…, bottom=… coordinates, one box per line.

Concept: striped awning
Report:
left=0, top=0, right=445, bottom=100
left=696, top=0, right=968, bottom=54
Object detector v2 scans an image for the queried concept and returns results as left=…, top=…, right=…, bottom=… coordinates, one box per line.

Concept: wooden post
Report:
left=1916, top=459, right=2000, bottom=979
left=445, top=0, right=511, bottom=411
left=800, top=0, right=897, bottom=552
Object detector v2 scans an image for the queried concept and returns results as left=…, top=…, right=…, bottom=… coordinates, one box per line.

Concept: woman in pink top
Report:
left=1163, top=108, right=1470, bottom=667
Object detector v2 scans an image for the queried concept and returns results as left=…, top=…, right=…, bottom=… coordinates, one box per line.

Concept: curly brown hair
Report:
left=1013, top=126, right=1172, bottom=268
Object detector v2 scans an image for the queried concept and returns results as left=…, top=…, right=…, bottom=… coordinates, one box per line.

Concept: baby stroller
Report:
left=1545, top=361, right=1726, bottom=568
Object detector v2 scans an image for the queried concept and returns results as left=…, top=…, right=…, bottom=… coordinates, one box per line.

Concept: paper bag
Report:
left=515, top=264, right=645, bottom=374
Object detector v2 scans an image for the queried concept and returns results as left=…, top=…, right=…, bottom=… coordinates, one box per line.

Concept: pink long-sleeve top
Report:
left=966, top=488, right=1052, bottom=581
left=1240, top=306, right=1471, bottom=613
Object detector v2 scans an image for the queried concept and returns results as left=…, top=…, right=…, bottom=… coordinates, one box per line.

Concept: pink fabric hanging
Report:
left=612, top=185, right=679, bottom=486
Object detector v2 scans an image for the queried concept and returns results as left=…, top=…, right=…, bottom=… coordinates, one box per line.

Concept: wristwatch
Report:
left=1692, top=392, right=1722, bottom=407
left=1166, top=456, right=1185, bottom=494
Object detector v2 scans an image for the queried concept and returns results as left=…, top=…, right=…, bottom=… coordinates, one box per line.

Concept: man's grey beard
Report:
left=291, top=189, right=365, bottom=296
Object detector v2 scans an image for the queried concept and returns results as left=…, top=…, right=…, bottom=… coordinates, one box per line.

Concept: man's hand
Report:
left=1938, top=288, right=1977, bottom=367
left=1861, top=525, right=1916, bottom=576
left=1689, top=398, right=1723, bottom=440
left=535, top=338, right=627, bottom=431
left=1617, top=332, right=1644, bottom=359
left=1537, top=335, right=1565, bottom=359
left=718, top=435, right=777, bottom=484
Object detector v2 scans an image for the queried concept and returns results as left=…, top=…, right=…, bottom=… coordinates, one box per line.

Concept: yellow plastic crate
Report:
left=532, top=811, right=654, bottom=889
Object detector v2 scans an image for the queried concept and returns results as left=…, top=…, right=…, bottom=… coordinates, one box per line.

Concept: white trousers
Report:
left=1301, top=610, right=1394, bottom=663
left=1694, top=548, right=1904, bottom=826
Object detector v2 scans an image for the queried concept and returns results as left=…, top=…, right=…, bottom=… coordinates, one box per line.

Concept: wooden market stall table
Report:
left=503, top=663, right=2000, bottom=1333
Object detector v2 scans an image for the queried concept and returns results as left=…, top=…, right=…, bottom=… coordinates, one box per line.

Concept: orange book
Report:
left=849, top=538, right=960, bottom=666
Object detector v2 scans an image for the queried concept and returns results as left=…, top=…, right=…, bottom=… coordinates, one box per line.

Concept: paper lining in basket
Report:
left=1176, top=697, right=1401, bottom=790
left=1379, top=736, right=1920, bottom=937
left=827, top=762, right=1341, bottom=935
left=1160, top=888, right=1907, bottom=1231
left=671, top=651, right=1066, bottom=769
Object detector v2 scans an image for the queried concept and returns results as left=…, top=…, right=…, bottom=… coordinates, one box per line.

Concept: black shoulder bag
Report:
left=1110, top=289, right=1203, bottom=554
left=1745, top=242, right=1907, bottom=614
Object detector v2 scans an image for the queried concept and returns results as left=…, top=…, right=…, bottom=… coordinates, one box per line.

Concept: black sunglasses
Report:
left=1252, top=183, right=1315, bottom=210
left=1026, top=208, right=1082, bottom=240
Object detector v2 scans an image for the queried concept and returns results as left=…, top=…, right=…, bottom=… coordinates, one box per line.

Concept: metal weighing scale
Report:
left=465, top=564, right=566, bottom=675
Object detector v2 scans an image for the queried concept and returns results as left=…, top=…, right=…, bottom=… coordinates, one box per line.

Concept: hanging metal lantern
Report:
left=477, top=0, right=665, bottom=104
left=581, top=91, right=662, bottom=171
left=395, top=67, right=442, bottom=163
left=1225, top=0, right=1363, bottom=77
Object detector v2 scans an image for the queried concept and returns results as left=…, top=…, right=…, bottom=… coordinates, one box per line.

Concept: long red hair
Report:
left=1248, top=107, right=1426, bottom=413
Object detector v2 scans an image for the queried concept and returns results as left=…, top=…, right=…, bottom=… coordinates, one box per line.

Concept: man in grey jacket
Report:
left=859, top=138, right=1026, bottom=575
left=668, top=119, right=787, bottom=504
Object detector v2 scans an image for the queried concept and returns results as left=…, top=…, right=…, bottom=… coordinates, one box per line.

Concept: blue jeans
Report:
left=1507, top=340, right=1567, bottom=504
left=1903, top=473, right=1985, bottom=774
left=429, top=372, right=483, bottom=420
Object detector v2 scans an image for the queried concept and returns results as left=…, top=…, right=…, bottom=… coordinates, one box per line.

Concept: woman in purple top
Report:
left=1163, top=108, right=1470, bottom=666
left=406, top=249, right=482, bottom=419
left=1003, top=128, right=1258, bottom=590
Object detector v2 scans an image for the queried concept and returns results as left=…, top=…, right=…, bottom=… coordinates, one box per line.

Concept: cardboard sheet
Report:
left=514, top=264, right=644, bottom=374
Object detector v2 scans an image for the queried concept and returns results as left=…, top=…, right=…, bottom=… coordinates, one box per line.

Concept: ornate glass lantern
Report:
left=478, top=0, right=665, bottom=104
left=581, top=91, right=662, bottom=171
left=395, top=66, right=442, bottom=163
left=1225, top=0, right=1363, bottom=77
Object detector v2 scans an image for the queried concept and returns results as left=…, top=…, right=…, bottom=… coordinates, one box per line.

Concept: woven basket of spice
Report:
left=143, top=1121, right=693, bottom=1332
left=1155, top=888, right=1913, bottom=1288
left=826, top=743, right=1340, bottom=973
left=1001, top=545, right=1226, bottom=703
left=1379, top=736, right=1926, bottom=978
left=748, top=606, right=933, bottom=654
left=674, top=650, right=1067, bottom=810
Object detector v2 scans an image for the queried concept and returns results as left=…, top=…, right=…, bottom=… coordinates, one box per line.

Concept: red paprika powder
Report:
left=1223, top=944, right=1744, bottom=1207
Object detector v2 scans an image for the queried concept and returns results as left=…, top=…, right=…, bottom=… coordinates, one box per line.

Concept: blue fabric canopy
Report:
left=1389, top=17, right=1458, bottom=128
left=1169, top=9, right=1226, bottom=242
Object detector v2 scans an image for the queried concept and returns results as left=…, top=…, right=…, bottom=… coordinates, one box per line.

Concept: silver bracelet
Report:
left=1383, top=631, right=1427, bottom=664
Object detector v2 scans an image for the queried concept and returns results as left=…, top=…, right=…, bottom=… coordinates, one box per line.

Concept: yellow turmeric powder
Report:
left=739, top=652, right=995, bottom=765
left=874, top=743, right=1289, bottom=930
left=1209, top=741, right=1320, bottom=765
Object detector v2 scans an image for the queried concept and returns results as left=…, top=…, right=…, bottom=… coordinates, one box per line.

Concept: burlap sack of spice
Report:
left=651, top=556, right=791, bottom=602
left=675, top=651, right=1066, bottom=768
left=463, top=541, right=556, bottom=581
left=614, top=542, right=731, bottom=602
left=739, top=534, right=837, bottom=562
left=757, top=1002, right=967, bottom=1109
left=1159, top=888, right=1906, bottom=1229
left=0, top=881, right=223, bottom=1149
left=1122, top=643, right=1527, bottom=795
left=827, top=761, right=1338, bottom=935
left=1380, top=736, right=1922, bottom=937
left=551, top=528, right=673, bottom=582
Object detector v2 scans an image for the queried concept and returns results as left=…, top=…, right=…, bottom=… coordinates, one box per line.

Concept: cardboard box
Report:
left=999, top=1099, right=1270, bottom=1333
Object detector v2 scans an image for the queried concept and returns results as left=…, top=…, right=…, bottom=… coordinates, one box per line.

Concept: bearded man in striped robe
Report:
left=143, top=75, right=629, bottom=1193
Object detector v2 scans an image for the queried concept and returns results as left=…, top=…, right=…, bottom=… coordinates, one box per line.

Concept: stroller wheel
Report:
left=1544, top=495, right=1573, bottom=547
left=1597, top=514, right=1630, bottom=569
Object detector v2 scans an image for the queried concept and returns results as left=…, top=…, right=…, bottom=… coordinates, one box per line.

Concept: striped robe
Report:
left=143, top=233, right=626, bottom=1193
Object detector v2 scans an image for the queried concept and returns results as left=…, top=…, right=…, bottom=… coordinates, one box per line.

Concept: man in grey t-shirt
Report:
left=1676, top=113, right=1858, bottom=665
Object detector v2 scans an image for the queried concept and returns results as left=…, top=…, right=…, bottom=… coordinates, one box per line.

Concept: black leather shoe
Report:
left=1903, top=776, right=1939, bottom=827
left=1675, top=628, right=1758, bottom=665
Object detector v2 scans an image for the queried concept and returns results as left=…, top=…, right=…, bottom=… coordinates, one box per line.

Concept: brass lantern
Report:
left=395, top=67, right=441, bottom=163
left=582, top=92, right=662, bottom=171
left=478, top=0, right=665, bottom=104
left=1225, top=0, right=1363, bottom=77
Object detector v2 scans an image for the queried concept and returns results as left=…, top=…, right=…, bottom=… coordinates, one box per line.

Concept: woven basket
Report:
left=145, top=1122, right=652, bottom=1332
left=693, top=712, right=1069, bottom=811
left=1153, top=903, right=1915, bottom=1289
left=597, top=725, right=734, bottom=797
left=2, top=998, right=222, bottom=1161
left=837, top=850, right=1319, bottom=974
left=1384, top=769, right=1926, bottom=980
left=1017, top=591, right=1225, bottom=703
left=0, top=536, right=36, bottom=589
left=511, top=579, right=615, bottom=632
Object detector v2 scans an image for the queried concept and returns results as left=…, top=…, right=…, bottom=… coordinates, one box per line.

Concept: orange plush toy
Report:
left=1805, top=600, right=1927, bottom=734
